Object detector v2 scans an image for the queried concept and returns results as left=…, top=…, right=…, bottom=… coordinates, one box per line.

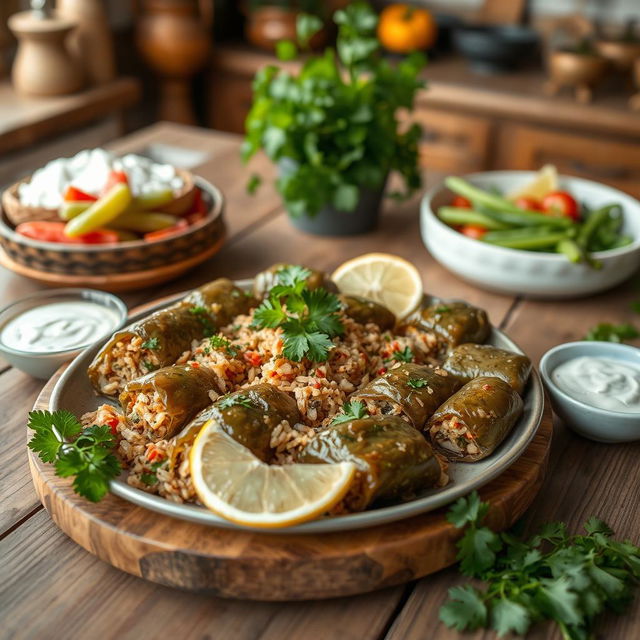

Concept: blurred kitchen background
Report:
left=0, top=0, right=638, bottom=197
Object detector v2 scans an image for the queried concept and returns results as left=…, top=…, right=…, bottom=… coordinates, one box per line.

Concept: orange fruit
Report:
left=378, top=4, right=437, bottom=54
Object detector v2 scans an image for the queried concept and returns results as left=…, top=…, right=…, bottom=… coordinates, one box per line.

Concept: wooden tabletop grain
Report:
left=1, top=123, right=638, bottom=640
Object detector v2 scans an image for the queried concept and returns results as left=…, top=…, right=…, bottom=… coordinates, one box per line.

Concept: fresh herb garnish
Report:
left=218, top=394, right=254, bottom=410
left=583, top=322, right=640, bottom=343
left=435, top=305, right=451, bottom=313
left=189, top=305, right=215, bottom=336
left=209, top=335, right=239, bottom=357
left=331, top=400, right=368, bottom=425
left=393, top=346, right=414, bottom=363
left=142, top=360, right=156, bottom=372
left=27, top=410, right=121, bottom=502
left=407, top=377, right=429, bottom=389
left=141, top=337, right=159, bottom=350
left=252, top=265, right=344, bottom=362
left=140, top=472, right=157, bottom=486
left=439, top=491, right=640, bottom=638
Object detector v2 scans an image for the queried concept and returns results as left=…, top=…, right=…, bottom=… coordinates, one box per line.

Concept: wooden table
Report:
left=1, top=123, right=639, bottom=640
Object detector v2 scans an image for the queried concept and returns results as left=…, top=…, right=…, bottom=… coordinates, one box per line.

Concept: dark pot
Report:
left=288, top=185, right=385, bottom=236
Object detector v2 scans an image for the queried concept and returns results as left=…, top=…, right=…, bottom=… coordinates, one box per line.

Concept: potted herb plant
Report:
left=242, top=1, right=426, bottom=236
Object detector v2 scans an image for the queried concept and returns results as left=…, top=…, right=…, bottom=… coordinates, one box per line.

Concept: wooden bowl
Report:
left=1, top=168, right=196, bottom=226
left=595, top=39, right=640, bottom=72
left=0, top=177, right=226, bottom=292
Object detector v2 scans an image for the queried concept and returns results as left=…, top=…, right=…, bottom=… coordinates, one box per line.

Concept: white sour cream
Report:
left=0, top=301, right=120, bottom=353
left=552, top=356, right=640, bottom=414
left=18, top=148, right=184, bottom=209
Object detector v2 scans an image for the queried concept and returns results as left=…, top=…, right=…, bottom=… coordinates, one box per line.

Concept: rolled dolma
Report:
left=443, top=343, right=532, bottom=395
left=253, top=263, right=337, bottom=298
left=171, top=383, right=301, bottom=465
left=340, top=295, right=396, bottom=331
left=119, top=364, right=220, bottom=442
left=88, top=278, right=253, bottom=396
left=427, top=376, right=523, bottom=462
left=406, top=301, right=490, bottom=353
left=298, top=416, right=446, bottom=511
left=351, top=363, right=461, bottom=429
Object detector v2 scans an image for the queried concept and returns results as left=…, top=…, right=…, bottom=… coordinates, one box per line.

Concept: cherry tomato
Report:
left=452, top=195, right=472, bottom=208
left=143, top=218, right=189, bottom=241
left=16, top=221, right=119, bottom=244
left=460, top=225, right=487, bottom=240
left=63, top=186, right=97, bottom=202
left=101, top=169, right=129, bottom=196
left=541, top=191, right=580, bottom=221
left=190, top=188, right=207, bottom=215
left=514, top=196, right=542, bottom=211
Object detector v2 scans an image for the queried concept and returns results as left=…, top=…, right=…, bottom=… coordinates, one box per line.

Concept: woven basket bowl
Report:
left=0, top=176, right=225, bottom=279
left=1, top=168, right=196, bottom=226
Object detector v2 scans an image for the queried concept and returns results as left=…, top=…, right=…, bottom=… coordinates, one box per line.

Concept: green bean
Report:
left=437, top=207, right=509, bottom=230
left=483, top=227, right=570, bottom=250
left=556, top=239, right=582, bottom=263
left=446, top=177, right=573, bottom=228
left=577, top=204, right=620, bottom=249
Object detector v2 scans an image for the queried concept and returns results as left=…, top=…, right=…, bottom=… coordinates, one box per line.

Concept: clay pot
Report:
left=545, top=50, right=607, bottom=103
left=245, top=6, right=327, bottom=52
left=8, top=11, right=83, bottom=97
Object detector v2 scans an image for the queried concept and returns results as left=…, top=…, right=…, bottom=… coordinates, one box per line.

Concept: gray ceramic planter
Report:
left=289, top=186, right=385, bottom=236
left=279, top=159, right=386, bottom=236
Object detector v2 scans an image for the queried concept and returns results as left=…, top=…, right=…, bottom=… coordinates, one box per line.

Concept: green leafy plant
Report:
left=252, top=265, right=344, bottom=361
left=218, top=394, right=254, bottom=410
left=28, top=410, right=121, bottom=502
left=242, top=1, right=426, bottom=218
left=440, top=492, right=640, bottom=639
left=583, top=322, right=639, bottom=343
left=331, top=400, right=368, bottom=425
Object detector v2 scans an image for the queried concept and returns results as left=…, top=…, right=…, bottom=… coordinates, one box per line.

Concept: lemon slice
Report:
left=507, top=165, right=558, bottom=201
left=331, top=253, right=423, bottom=320
left=190, top=420, right=356, bottom=528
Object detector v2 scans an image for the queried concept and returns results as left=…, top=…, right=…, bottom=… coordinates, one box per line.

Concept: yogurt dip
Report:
left=0, top=300, right=121, bottom=353
left=18, top=148, right=184, bottom=209
left=552, top=355, right=640, bottom=414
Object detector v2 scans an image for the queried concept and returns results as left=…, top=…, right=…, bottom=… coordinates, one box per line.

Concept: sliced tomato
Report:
left=541, top=191, right=580, bottom=221
left=63, top=186, right=97, bottom=202
left=514, top=196, right=542, bottom=211
left=101, top=169, right=129, bottom=196
left=460, top=225, right=487, bottom=240
left=143, top=218, right=189, bottom=241
left=452, top=195, right=472, bottom=208
left=190, top=188, right=207, bottom=215
left=17, top=221, right=119, bottom=244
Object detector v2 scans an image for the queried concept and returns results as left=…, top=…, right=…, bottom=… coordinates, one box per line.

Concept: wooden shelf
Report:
left=0, top=77, right=141, bottom=155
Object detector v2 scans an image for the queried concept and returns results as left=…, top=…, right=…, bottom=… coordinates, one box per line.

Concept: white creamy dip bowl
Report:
left=0, top=288, right=127, bottom=379
left=540, top=341, right=640, bottom=443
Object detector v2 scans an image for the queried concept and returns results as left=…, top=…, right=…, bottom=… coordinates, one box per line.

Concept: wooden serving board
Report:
left=29, top=370, right=552, bottom=601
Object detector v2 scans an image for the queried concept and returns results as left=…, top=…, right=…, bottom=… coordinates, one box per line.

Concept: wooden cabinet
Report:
left=495, top=124, right=640, bottom=198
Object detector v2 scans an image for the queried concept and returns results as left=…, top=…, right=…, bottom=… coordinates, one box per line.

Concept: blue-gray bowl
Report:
left=540, top=341, right=640, bottom=443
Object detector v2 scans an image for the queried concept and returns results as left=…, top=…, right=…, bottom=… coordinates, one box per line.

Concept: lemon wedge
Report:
left=190, top=420, right=356, bottom=528
left=507, top=165, right=558, bottom=201
left=331, top=253, right=423, bottom=320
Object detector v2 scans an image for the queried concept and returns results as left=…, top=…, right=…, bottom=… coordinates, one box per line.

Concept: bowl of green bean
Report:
left=421, top=170, right=640, bottom=298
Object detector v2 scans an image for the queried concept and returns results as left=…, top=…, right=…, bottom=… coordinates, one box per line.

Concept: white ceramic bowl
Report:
left=421, top=171, right=640, bottom=298
left=540, top=341, right=640, bottom=443
left=0, top=288, right=127, bottom=379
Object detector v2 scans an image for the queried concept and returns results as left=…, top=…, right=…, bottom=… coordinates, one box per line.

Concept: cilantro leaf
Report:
left=407, top=377, right=428, bottom=389
left=439, top=585, right=487, bottom=631
left=141, top=337, right=159, bottom=350
left=332, top=401, right=368, bottom=425
left=537, top=578, right=582, bottom=627
left=276, top=265, right=312, bottom=288
left=583, top=322, right=639, bottom=343
left=446, top=491, right=489, bottom=528
left=458, top=526, right=503, bottom=577
left=491, top=598, right=531, bottom=637
left=305, top=331, right=335, bottom=362
left=253, top=299, right=287, bottom=328
left=218, top=393, right=254, bottom=410
left=27, top=410, right=120, bottom=503
left=141, top=472, right=158, bottom=486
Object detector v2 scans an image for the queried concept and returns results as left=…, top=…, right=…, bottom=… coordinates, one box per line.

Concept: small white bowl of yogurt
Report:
left=0, top=289, right=127, bottom=379
left=540, top=341, right=640, bottom=443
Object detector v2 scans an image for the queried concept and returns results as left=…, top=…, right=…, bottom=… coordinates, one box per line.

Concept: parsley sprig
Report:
left=252, top=266, right=344, bottom=362
left=407, top=377, right=429, bottom=389
left=209, top=335, right=239, bottom=357
left=331, top=400, right=369, bottom=425
left=28, top=410, right=121, bottom=502
left=583, top=322, right=639, bottom=343
left=440, top=492, right=640, bottom=639
left=141, top=337, right=159, bottom=350
left=393, top=346, right=414, bottom=363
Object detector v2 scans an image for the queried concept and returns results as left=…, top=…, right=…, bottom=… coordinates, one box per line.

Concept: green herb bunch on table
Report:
left=242, top=1, right=426, bottom=235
